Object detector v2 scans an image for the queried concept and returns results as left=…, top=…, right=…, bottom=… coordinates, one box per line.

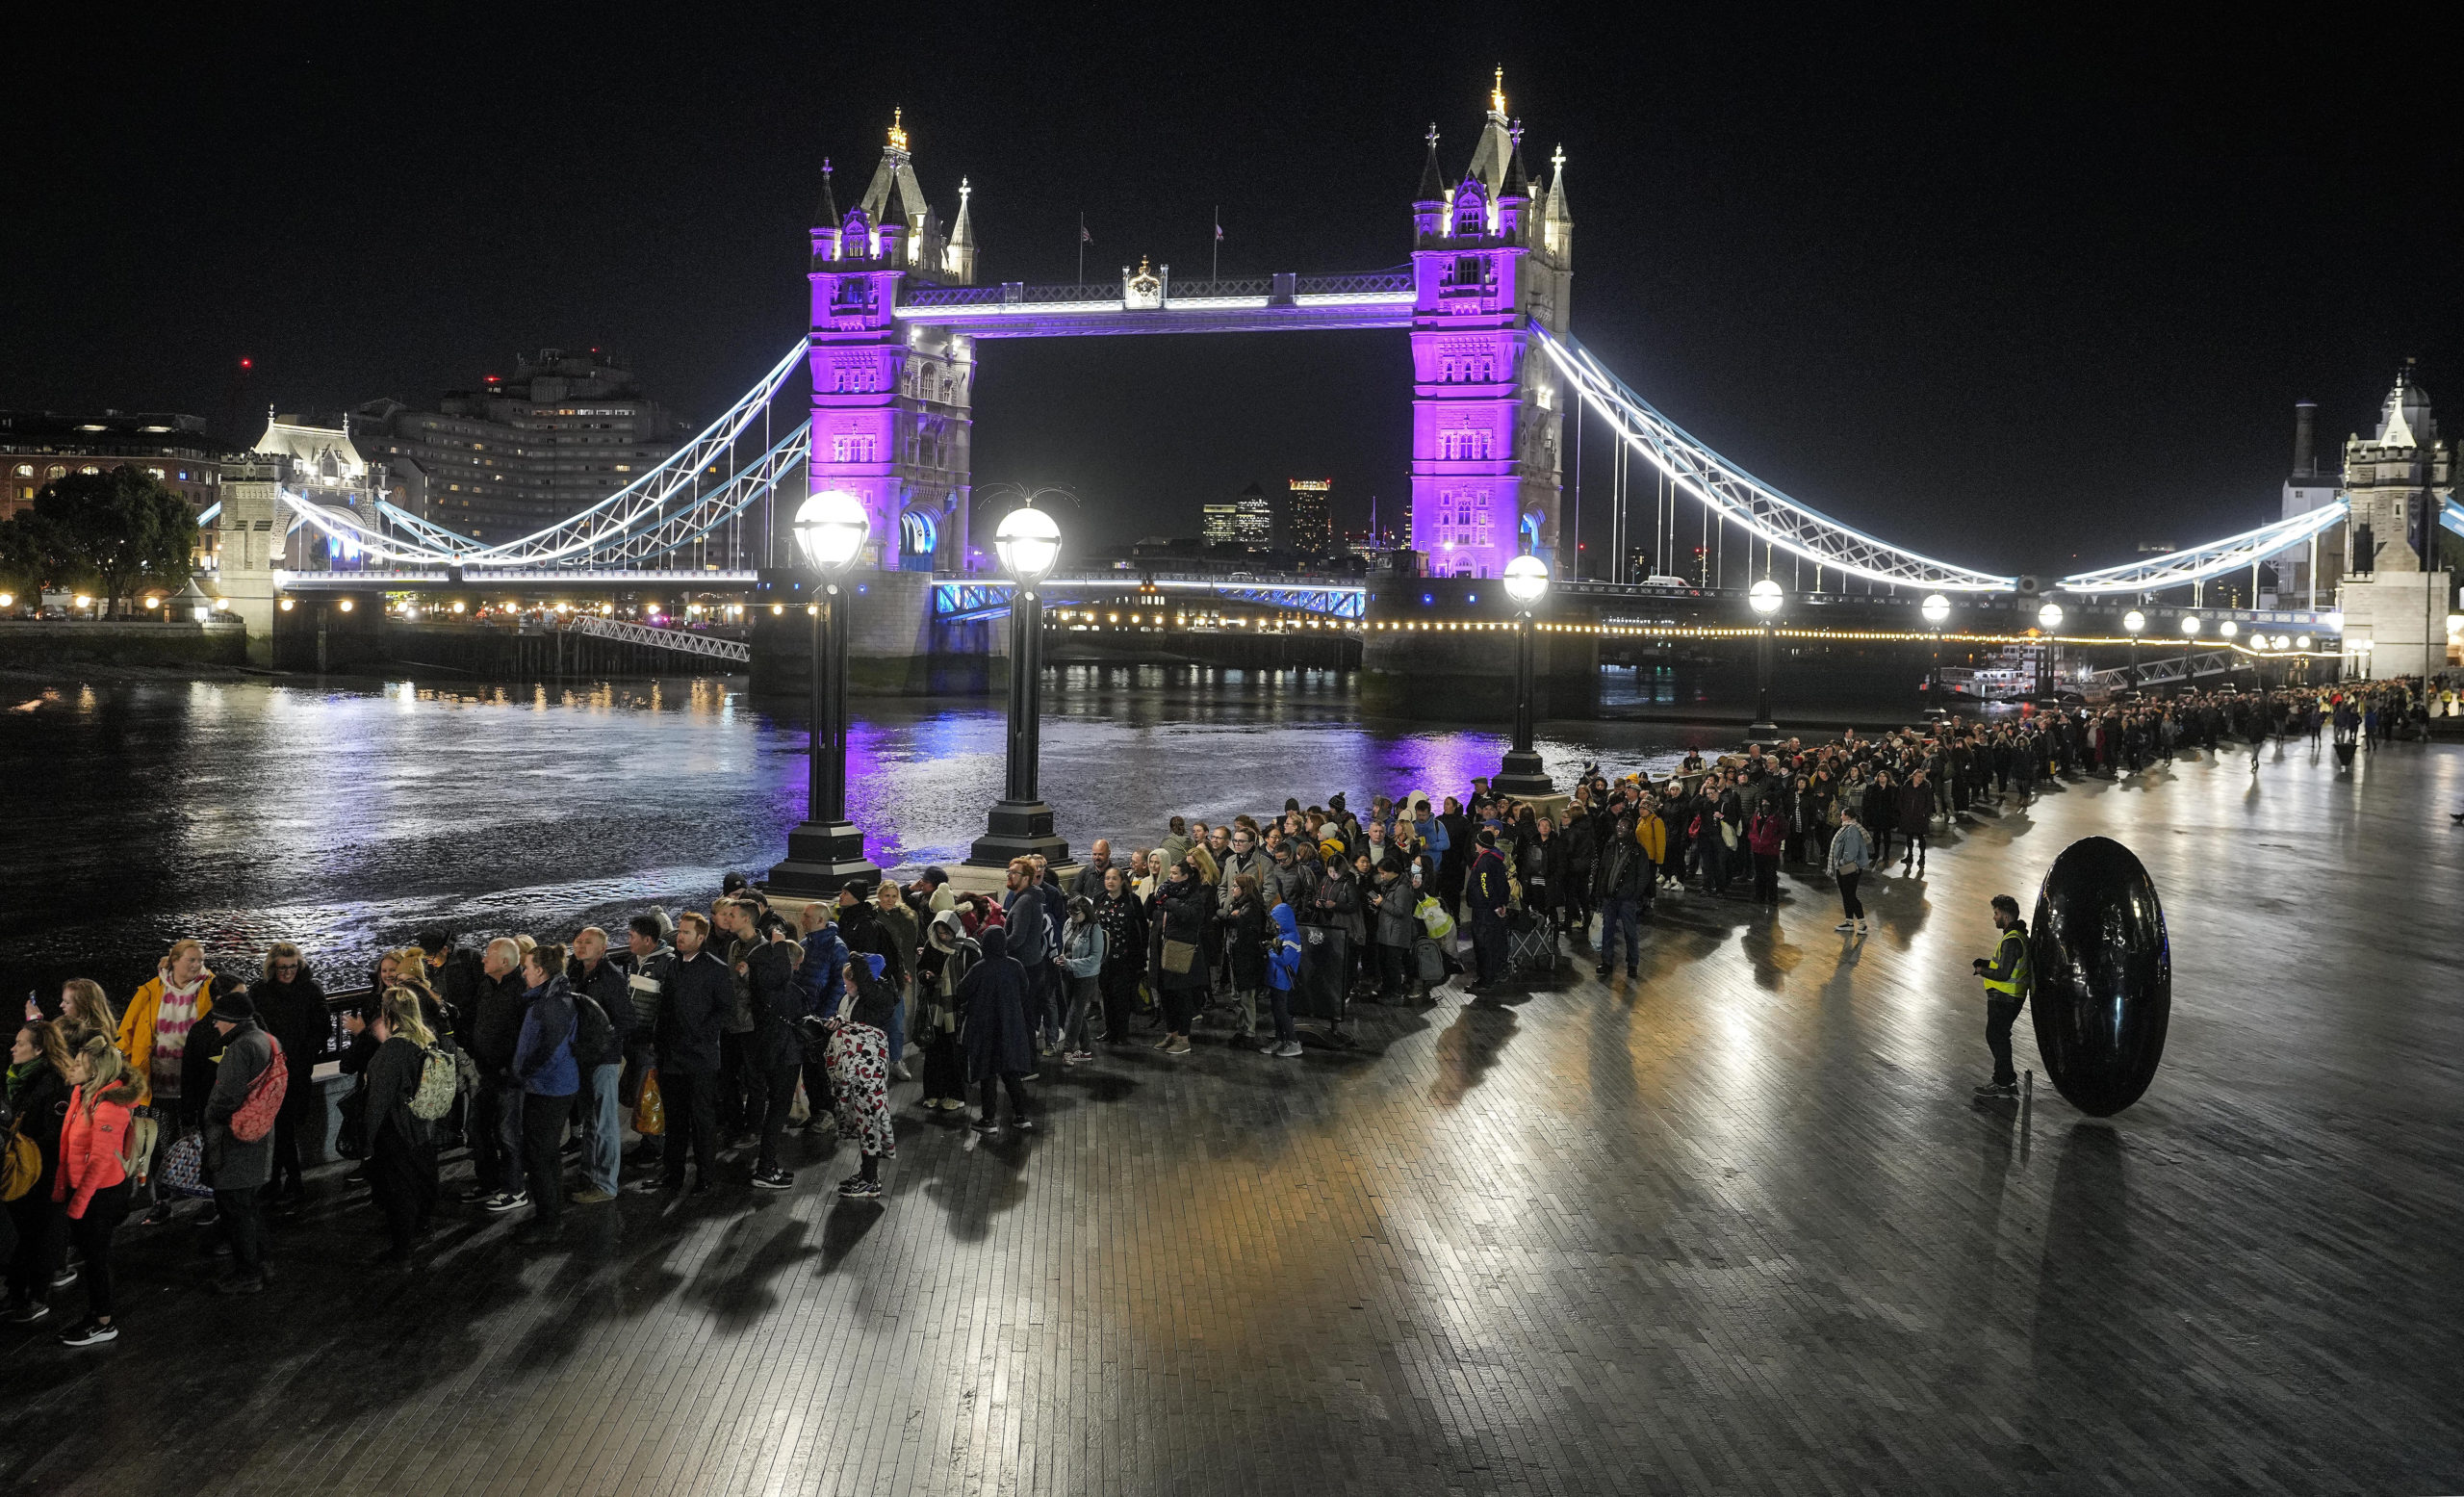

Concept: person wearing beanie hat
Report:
left=916, top=867, right=958, bottom=916
left=202, top=990, right=276, bottom=1293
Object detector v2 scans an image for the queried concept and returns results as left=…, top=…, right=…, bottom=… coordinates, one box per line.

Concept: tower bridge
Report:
left=233, top=72, right=2445, bottom=692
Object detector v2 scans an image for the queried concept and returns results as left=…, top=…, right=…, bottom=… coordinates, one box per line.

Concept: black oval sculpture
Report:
left=2028, top=836, right=2170, bottom=1116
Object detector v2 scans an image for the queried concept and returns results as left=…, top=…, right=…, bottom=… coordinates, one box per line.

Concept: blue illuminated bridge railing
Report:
left=934, top=575, right=1368, bottom=624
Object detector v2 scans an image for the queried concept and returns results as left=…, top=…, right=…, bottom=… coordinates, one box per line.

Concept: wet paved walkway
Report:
left=5, top=737, right=2461, bottom=1495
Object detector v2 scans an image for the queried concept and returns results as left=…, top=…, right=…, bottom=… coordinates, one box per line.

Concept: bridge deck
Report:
left=6, top=745, right=2456, bottom=1494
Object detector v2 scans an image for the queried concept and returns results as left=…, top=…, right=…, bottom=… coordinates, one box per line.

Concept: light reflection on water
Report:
left=2, top=667, right=1728, bottom=998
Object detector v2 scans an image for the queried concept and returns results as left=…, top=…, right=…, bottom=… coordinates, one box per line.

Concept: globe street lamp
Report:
left=2179, top=612, right=2201, bottom=695
left=2037, top=601, right=2064, bottom=699
left=1747, top=577, right=1784, bottom=742
left=1921, top=592, right=1952, bottom=719
left=764, top=488, right=882, bottom=898
left=1493, top=553, right=1555, bottom=797
left=2122, top=607, right=2146, bottom=694
left=968, top=503, right=1072, bottom=865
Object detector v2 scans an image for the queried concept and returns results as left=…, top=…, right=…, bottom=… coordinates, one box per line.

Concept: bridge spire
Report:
left=1500, top=122, right=1532, bottom=238
left=946, top=176, right=978, bottom=284
left=810, top=157, right=838, bottom=229
left=1413, top=124, right=1449, bottom=242
left=1466, top=71, right=1517, bottom=194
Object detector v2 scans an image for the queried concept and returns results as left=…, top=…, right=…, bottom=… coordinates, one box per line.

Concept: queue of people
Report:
left=5, top=675, right=2442, bottom=1347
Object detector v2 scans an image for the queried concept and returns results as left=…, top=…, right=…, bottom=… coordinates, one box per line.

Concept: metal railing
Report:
left=567, top=614, right=752, bottom=663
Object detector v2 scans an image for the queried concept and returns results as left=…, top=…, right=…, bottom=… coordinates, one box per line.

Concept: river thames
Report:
left=1, top=665, right=1749, bottom=997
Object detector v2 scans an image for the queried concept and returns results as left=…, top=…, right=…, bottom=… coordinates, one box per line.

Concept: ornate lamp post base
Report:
left=764, top=818, right=880, bottom=898
left=966, top=798, right=1070, bottom=867
left=1492, top=751, right=1554, bottom=799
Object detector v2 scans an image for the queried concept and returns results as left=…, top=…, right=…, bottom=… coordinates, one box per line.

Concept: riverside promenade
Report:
left=3, top=739, right=2458, bottom=1496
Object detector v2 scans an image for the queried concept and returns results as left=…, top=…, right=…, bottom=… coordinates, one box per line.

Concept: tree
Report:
left=26, top=467, right=197, bottom=616
left=0, top=511, right=51, bottom=601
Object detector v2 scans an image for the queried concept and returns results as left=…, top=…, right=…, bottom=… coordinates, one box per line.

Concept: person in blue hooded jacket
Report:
left=509, top=942, right=578, bottom=1237
left=791, top=903, right=850, bottom=1136
left=1261, top=901, right=1304, bottom=1058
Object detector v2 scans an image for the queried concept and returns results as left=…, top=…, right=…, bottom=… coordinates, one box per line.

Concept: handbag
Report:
left=159, top=1129, right=215, bottom=1199
left=1161, top=939, right=1196, bottom=975
left=0, top=1121, right=37, bottom=1203
left=632, top=1068, right=665, bottom=1136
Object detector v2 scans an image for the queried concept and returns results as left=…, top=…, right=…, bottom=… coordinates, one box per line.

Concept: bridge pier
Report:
left=748, top=570, right=997, bottom=696
left=1361, top=575, right=1598, bottom=721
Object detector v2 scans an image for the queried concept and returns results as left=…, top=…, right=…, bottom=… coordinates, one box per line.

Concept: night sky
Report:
left=4, top=4, right=2456, bottom=578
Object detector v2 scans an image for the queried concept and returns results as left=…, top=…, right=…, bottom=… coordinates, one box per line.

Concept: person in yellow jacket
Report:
left=115, top=940, right=238, bottom=1217
left=1969, top=895, right=2031, bottom=1098
left=1633, top=802, right=1668, bottom=866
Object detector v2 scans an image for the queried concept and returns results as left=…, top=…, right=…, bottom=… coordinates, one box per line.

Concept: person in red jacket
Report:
left=51, top=1033, right=141, bottom=1347
left=1746, top=804, right=1786, bottom=907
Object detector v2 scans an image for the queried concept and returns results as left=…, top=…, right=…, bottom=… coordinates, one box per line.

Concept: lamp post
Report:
left=763, top=488, right=882, bottom=898
left=2037, top=601, right=2064, bottom=700
left=2217, top=619, right=2239, bottom=691
left=2122, top=607, right=2146, bottom=695
left=2179, top=612, right=2201, bottom=696
left=1492, top=553, right=1555, bottom=797
left=1921, top=592, right=1951, bottom=719
left=967, top=503, right=1072, bottom=865
left=1748, top=577, right=1783, bottom=742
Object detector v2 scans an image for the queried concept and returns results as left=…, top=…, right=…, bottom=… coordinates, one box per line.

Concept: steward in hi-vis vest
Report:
left=1970, top=894, right=2031, bottom=1098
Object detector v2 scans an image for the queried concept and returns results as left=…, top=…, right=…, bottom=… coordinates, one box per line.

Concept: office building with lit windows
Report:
left=0, top=410, right=242, bottom=522
left=352, top=348, right=683, bottom=541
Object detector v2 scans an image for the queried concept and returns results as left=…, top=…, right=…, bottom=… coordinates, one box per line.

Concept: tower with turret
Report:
left=1406, top=70, right=1574, bottom=580
left=2338, top=363, right=2455, bottom=675
left=807, top=111, right=977, bottom=572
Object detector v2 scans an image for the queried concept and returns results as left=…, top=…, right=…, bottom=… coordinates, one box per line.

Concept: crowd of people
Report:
left=4, top=675, right=2446, bottom=1348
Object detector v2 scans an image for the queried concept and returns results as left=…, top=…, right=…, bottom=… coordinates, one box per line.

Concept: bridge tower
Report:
left=2338, top=364, right=2454, bottom=676
left=1407, top=70, right=1573, bottom=580
left=807, top=111, right=977, bottom=574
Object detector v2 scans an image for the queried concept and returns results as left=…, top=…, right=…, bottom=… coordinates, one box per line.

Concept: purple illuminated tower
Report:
left=807, top=109, right=979, bottom=572
left=1409, top=70, right=1574, bottom=579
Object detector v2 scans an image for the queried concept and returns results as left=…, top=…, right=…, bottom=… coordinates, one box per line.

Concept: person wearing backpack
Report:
left=359, top=992, right=443, bottom=1264
left=564, top=928, right=629, bottom=1205
left=198, top=991, right=279, bottom=1295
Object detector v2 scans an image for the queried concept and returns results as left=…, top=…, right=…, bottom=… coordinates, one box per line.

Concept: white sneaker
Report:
left=1855, top=920, right=1869, bottom=934
left=1835, top=920, right=1856, bottom=932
